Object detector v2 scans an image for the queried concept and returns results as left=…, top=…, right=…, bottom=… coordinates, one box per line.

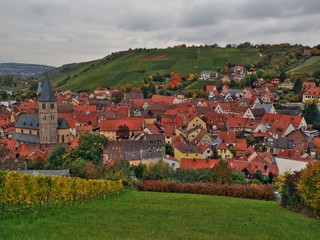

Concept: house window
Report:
left=42, top=103, right=46, bottom=109
left=172, top=163, right=175, bottom=167
left=50, top=103, right=54, bottom=109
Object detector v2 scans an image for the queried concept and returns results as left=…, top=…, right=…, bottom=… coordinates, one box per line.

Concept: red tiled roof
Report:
left=235, top=139, right=247, bottom=151
left=193, top=129, right=207, bottom=144
left=218, top=131, right=236, bottom=144
left=197, top=142, right=210, bottom=153
left=76, top=105, right=97, bottom=113
left=312, top=137, right=320, bottom=149
left=116, top=106, right=129, bottom=118
left=261, top=113, right=304, bottom=128
left=268, top=120, right=292, bottom=136
left=227, top=117, right=250, bottom=129
left=151, top=95, right=175, bottom=105
left=100, top=118, right=144, bottom=131
left=180, top=158, right=219, bottom=169
left=304, top=87, right=320, bottom=96
left=302, top=81, right=316, bottom=89
left=76, top=125, right=92, bottom=131
left=206, top=85, right=217, bottom=92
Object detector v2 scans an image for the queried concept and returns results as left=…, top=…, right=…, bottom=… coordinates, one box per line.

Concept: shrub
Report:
left=280, top=171, right=303, bottom=211
left=173, top=168, right=211, bottom=183
left=142, top=162, right=174, bottom=180
left=136, top=181, right=274, bottom=201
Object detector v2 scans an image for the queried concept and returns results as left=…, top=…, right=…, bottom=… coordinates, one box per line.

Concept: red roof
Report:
left=76, top=125, right=92, bottom=132
left=304, top=87, right=320, bottom=96
left=180, top=158, right=219, bottom=169
left=100, top=118, right=144, bottom=131
left=206, top=85, right=217, bottom=92
left=261, top=113, right=304, bottom=128
left=218, top=131, right=236, bottom=144
left=116, top=106, right=129, bottom=118
left=235, top=139, right=247, bottom=151
left=76, top=105, right=97, bottom=113
left=227, top=117, right=250, bottom=129
left=151, top=95, right=175, bottom=105
left=302, top=81, right=316, bottom=89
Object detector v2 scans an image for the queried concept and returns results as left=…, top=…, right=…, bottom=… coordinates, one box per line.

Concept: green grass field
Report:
left=45, top=47, right=260, bottom=91
left=289, top=56, right=320, bottom=74
left=185, top=80, right=216, bottom=90
left=1, top=190, right=319, bottom=240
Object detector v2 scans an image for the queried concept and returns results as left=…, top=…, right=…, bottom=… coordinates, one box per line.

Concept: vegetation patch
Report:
left=1, top=190, right=320, bottom=239
left=136, top=180, right=275, bottom=200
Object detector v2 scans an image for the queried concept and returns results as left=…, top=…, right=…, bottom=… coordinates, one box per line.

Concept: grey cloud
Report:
left=0, top=0, right=319, bottom=66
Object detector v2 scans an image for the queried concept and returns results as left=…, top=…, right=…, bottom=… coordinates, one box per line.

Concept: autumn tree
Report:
left=116, top=124, right=130, bottom=140
left=297, top=161, right=320, bottom=211
left=211, top=160, right=233, bottom=184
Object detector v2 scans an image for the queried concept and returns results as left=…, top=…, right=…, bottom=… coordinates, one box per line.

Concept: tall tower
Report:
left=38, top=70, right=58, bottom=145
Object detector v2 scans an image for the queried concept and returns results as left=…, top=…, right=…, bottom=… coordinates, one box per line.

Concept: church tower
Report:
left=38, top=70, right=58, bottom=145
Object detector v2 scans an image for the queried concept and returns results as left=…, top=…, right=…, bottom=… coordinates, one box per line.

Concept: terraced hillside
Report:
left=43, top=47, right=260, bottom=91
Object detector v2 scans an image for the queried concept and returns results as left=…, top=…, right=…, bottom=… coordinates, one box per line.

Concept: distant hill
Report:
left=42, top=47, right=260, bottom=91
left=0, top=63, right=55, bottom=76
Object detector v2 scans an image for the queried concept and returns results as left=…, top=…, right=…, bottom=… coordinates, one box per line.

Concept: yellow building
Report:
left=173, top=140, right=202, bottom=161
left=216, top=142, right=234, bottom=160
left=186, top=116, right=206, bottom=131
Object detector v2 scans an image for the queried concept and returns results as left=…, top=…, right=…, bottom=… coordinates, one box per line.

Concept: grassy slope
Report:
left=47, top=47, right=260, bottom=91
left=1, top=190, right=319, bottom=240
left=289, top=56, right=320, bottom=74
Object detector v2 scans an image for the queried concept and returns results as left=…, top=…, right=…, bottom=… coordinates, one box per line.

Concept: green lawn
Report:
left=1, top=190, right=319, bottom=240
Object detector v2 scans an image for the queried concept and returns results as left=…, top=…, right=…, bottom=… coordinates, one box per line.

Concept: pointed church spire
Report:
left=39, top=68, right=56, bottom=102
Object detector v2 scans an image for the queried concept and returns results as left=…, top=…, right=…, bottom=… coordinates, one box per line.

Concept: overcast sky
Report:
left=1, top=0, right=319, bottom=67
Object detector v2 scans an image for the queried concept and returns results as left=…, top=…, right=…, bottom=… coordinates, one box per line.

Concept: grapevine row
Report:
left=0, top=171, right=123, bottom=212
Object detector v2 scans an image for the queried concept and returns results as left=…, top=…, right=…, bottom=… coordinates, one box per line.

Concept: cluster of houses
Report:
left=1, top=70, right=320, bottom=179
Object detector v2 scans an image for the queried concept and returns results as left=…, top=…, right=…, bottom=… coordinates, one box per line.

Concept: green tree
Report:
left=0, top=90, right=9, bottom=100
left=256, top=69, right=265, bottom=78
left=106, top=160, right=132, bottom=185
left=302, top=102, right=320, bottom=127
left=62, top=133, right=108, bottom=176
left=279, top=71, right=287, bottom=83
left=46, top=146, right=67, bottom=169
left=111, top=91, right=124, bottom=103
left=143, top=162, right=174, bottom=180
left=313, top=70, right=320, bottom=79
left=116, top=124, right=130, bottom=140
left=293, top=79, right=302, bottom=93
left=131, top=163, right=146, bottom=179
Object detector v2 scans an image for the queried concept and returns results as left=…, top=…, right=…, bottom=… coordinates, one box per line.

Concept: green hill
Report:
left=288, top=56, right=320, bottom=74
left=44, top=47, right=260, bottom=91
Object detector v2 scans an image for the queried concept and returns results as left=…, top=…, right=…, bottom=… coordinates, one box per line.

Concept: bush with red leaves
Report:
left=136, top=180, right=274, bottom=201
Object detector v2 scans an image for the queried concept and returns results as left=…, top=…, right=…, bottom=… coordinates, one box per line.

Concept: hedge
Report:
left=136, top=180, right=274, bottom=201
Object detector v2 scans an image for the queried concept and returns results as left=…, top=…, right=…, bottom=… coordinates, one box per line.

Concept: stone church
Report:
left=12, top=72, right=72, bottom=151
